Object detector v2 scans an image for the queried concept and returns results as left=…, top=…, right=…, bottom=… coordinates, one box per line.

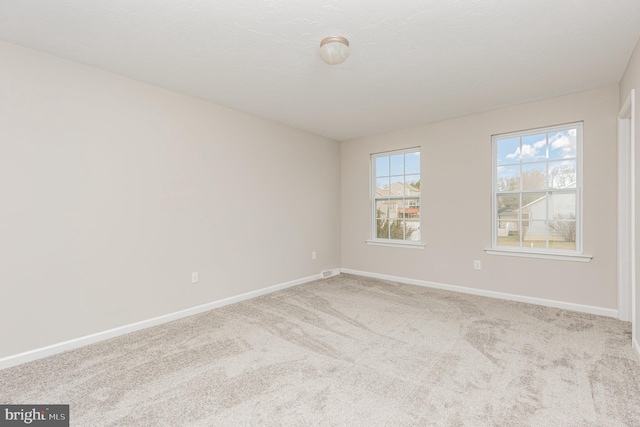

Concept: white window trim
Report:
left=490, top=122, right=590, bottom=261
left=484, top=247, right=592, bottom=262
left=366, top=240, right=425, bottom=249
left=370, top=147, right=423, bottom=247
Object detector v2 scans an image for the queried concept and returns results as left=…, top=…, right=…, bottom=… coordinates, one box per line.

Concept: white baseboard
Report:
left=634, top=338, right=640, bottom=362
left=340, top=268, right=619, bottom=318
left=0, top=272, right=329, bottom=371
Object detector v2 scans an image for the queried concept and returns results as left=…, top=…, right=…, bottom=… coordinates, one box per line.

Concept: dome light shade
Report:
left=319, top=36, right=350, bottom=65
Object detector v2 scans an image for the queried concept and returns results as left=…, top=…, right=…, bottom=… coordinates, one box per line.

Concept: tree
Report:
left=549, top=166, right=576, bottom=189
left=548, top=213, right=576, bottom=242
left=376, top=216, right=414, bottom=240
left=497, top=169, right=556, bottom=211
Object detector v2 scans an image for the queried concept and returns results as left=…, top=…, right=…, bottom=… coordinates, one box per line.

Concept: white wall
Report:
left=341, top=86, right=619, bottom=310
left=0, top=41, right=341, bottom=359
left=620, top=36, right=640, bottom=347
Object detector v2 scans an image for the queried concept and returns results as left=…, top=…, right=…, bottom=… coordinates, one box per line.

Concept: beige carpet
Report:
left=1, top=273, right=639, bottom=426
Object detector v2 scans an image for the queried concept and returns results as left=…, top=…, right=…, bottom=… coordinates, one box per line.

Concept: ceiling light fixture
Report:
left=319, top=36, right=350, bottom=65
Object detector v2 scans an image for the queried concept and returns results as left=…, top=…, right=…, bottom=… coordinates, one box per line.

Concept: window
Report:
left=492, top=122, right=582, bottom=254
left=371, top=148, right=421, bottom=245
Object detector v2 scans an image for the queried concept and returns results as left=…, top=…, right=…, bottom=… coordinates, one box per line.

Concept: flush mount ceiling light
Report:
left=319, top=36, right=350, bottom=65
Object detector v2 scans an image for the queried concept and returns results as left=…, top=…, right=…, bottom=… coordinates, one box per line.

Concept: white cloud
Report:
left=549, top=132, right=576, bottom=157
left=505, top=148, right=520, bottom=160
left=533, top=139, right=546, bottom=149
left=506, top=144, right=541, bottom=160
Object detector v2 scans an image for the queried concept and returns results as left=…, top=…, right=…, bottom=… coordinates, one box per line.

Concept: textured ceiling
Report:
left=1, top=1, right=639, bottom=141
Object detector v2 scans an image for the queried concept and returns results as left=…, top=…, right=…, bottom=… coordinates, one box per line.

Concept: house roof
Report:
left=376, top=182, right=420, bottom=198
left=520, top=181, right=577, bottom=210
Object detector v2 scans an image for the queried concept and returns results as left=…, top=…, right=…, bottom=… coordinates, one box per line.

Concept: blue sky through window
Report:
left=496, top=128, right=576, bottom=166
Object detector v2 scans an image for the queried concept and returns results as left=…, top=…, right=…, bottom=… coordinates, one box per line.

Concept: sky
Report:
left=497, top=128, right=577, bottom=165
left=375, top=151, right=420, bottom=191
left=496, top=128, right=577, bottom=190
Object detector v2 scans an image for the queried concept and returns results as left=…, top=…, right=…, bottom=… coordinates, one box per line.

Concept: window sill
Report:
left=484, top=247, right=592, bottom=263
left=366, top=240, right=425, bottom=249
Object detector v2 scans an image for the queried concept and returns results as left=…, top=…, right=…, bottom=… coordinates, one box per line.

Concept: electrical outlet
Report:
left=473, top=260, right=481, bottom=270
left=312, top=251, right=317, bottom=260
left=191, top=272, right=199, bottom=283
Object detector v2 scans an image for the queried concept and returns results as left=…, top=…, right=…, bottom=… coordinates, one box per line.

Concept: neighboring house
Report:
left=521, top=190, right=576, bottom=240
left=497, top=208, right=519, bottom=237
left=376, top=182, right=421, bottom=241
left=376, top=182, right=420, bottom=220
left=497, top=182, right=576, bottom=241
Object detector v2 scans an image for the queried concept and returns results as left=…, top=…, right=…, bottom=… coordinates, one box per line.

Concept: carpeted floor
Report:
left=1, top=273, right=639, bottom=426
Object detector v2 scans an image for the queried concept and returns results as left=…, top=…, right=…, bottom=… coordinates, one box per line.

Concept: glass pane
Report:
left=376, top=177, right=389, bottom=197
left=376, top=156, right=390, bottom=177
left=405, top=174, right=420, bottom=195
left=376, top=219, right=389, bottom=239
left=520, top=133, right=547, bottom=163
left=549, top=160, right=576, bottom=189
left=522, top=220, right=547, bottom=248
left=405, top=152, right=420, bottom=174
left=376, top=200, right=390, bottom=219
left=389, top=219, right=406, bottom=240
left=402, top=198, right=420, bottom=219
left=549, top=221, right=576, bottom=250
left=497, top=195, right=519, bottom=219
left=497, top=220, right=520, bottom=246
left=549, top=129, right=577, bottom=160
left=406, top=220, right=420, bottom=242
left=548, top=192, right=576, bottom=220
left=522, top=163, right=547, bottom=190
left=497, top=137, right=520, bottom=165
left=390, top=176, right=404, bottom=197
left=386, top=199, right=400, bottom=219
left=522, top=192, right=546, bottom=213
left=497, top=165, right=520, bottom=191
left=390, top=154, right=404, bottom=175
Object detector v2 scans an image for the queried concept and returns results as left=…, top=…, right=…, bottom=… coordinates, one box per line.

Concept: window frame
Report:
left=488, top=122, right=591, bottom=262
left=367, top=147, right=424, bottom=249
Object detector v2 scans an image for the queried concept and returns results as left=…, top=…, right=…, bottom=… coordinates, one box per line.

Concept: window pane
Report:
left=522, top=163, right=547, bottom=190
left=497, top=137, right=520, bottom=165
left=390, top=154, right=404, bottom=175
left=390, top=176, right=404, bottom=197
left=522, top=220, right=547, bottom=248
left=549, top=221, right=576, bottom=250
left=376, top=200, right=391, bottom=219
left=406, top=220, right=420, bottom=242
left=548, top=192, right=576, bottom=220
left=373, top=148, right=420, bottom=242
left=376, top=177, right=390, bottom=197
left=376, top=219, right=389, bottom=239
left=549, top=160, right=576, bottom=189
left=493, top=124, right=580, bottom=253
left=402, top=198, right=420, bottom=219
left=405, top=152, right=420, bottom=174
left=549, top=129, right=577, bottom=160
left=497, top=195, right=519, bottom=219
left=376, top=156, right=390, bottom=177
left=497, top=220, right=520, bottom=246
left=522, top=192, right=546, bottom=212
left=388, top=200, right=401, bottom=218
left=389, top=219, right=406, bottom=240
left=497, top=165, right=520, bottom=191
left=405, top=174, right=420, bottom=195
left=521, top=133, right=547, bottom=162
